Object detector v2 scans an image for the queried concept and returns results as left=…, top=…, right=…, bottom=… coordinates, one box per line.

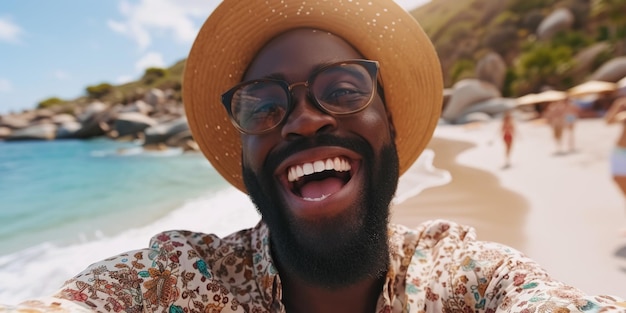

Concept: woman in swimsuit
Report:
left=501, top=110, right=515, bottom=168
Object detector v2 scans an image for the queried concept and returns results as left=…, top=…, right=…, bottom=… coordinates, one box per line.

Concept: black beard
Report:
left=242, top=134, right=399, bottom=288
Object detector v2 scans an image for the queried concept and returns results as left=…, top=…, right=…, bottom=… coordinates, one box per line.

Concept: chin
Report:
left=242, top=141, right=399, bottom=288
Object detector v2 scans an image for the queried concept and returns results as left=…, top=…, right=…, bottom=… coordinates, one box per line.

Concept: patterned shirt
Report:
left=4, top=219, right=626, bottom=312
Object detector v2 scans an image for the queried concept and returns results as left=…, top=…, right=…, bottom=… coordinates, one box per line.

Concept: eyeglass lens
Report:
left=229, top=62, right=375, bottom=134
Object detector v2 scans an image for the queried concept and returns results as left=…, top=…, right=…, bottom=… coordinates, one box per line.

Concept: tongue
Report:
left=300, top=177, right=344, bottom=199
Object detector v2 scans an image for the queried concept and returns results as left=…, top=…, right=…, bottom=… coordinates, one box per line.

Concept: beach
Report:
left=392, top=117, right=626, bottom=296
left=1, top=117, right=625, bottom=304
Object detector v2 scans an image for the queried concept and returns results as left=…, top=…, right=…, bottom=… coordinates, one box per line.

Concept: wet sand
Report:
left=391, top=137, right=530, bottom=251
left=392, top=118, right=626, bottom=296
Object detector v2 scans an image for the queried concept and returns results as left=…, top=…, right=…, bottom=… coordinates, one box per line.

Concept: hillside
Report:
left=63, top=0, right=625, bottom=106
left=411, top=0, right=626, bottom=96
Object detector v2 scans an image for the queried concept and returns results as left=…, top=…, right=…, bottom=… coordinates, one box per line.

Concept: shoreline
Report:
left=392, top=118, right=626, bottom=296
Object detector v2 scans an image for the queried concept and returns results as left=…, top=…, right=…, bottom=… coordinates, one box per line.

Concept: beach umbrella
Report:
left=516, top=93, right=539, bottom=106
left=516, top=90, right=567, bottom=106
left=568, top=80, right=617, bottom=97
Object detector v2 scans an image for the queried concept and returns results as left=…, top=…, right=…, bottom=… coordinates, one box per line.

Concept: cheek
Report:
left=241, top=135, right=268, bottom=170
left=357, top=103, right=393, bottom=147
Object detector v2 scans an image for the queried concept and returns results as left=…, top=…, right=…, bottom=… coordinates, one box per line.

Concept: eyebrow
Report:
left=259, top=61, right=338, bottom=82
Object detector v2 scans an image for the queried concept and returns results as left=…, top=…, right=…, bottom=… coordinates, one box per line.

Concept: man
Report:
left=4, top=0, right=625, bottom=312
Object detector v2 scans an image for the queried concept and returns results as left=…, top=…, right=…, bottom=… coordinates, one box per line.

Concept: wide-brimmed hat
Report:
left=183, top=0, right=443, bottom=192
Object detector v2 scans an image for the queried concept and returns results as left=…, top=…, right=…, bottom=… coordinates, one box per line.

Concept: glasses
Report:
left=221, top=59, right=379, bottom=134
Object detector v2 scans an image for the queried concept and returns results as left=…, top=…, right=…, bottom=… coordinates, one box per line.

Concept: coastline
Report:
left=392, top=118, right=626, bottom=296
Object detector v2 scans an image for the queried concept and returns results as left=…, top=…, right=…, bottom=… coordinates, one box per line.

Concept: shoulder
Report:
left=52, top=225, right=266, bottom=312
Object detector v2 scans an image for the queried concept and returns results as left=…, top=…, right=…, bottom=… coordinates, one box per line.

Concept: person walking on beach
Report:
left=543, top=97, right=579, bottom=154
left=3, top=0, right=625, bottom=312
left=501, top=110, right=515, bottom=168
left=605, top=96, right=626, bottom=234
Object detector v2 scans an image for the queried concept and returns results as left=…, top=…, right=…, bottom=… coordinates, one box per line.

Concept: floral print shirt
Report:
left=3, top=219, right=626, bottom=312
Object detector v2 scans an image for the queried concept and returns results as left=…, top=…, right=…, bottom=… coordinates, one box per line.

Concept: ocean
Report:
left=0, top=138, right=449, bottom=304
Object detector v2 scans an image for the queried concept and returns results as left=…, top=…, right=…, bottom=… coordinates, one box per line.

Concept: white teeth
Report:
left=287, top=157, right=352, bottom=182
left=303, top=194, right=330, bottom=202
left=313, top=160, right=325, bottom=172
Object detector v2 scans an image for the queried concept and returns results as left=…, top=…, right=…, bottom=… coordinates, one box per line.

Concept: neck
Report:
left=280, top=270, right=386, bottom=313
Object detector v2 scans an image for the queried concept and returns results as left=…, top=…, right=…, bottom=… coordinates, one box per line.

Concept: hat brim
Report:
left=183, top=0, right=443, bottom=193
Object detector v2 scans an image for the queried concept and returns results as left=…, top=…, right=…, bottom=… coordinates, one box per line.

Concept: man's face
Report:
left=240, top=29, right=399, bottom=287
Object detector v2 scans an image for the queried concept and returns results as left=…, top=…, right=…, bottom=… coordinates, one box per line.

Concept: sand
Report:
left=391, top=117, right=626, bottom=296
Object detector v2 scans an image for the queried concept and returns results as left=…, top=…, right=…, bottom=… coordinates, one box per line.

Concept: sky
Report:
left=0, top=0, right=430, bottom=114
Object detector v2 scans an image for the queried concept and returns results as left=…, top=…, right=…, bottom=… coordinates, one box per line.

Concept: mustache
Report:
left=263, top=134, right=372, bottom=176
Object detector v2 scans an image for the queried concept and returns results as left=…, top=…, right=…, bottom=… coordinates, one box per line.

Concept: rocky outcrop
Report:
left=536, top=8, right=574, bottom=40
left=589, top=57, right=626, bottom=82
left=475, top=52, right=507, bottom=90
left=442, top=79, right=501, bottom=123
left=0, top=88, right=197, bottom=151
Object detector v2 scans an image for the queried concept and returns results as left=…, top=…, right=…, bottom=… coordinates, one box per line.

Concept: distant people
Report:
left=605, top=96, right=626, bottom=234
left=501, top=110, right=515, bottom=168
left=543, top=97, right=579, bottom=154
left=605, top=97, right=626, bottom=196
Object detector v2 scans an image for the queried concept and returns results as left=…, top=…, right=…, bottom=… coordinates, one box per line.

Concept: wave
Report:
left=0, top=148, right=450, bottom=304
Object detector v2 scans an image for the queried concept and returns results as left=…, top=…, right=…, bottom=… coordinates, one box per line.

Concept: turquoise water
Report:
left=0, top=138, right=227, bottom=255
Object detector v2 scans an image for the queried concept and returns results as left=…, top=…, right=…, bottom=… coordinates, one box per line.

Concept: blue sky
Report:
left=0, top=0, right=428, bottom=114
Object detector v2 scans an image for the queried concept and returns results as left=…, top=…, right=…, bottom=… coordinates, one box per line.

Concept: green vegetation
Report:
left=410, top=0, right=626, bottom=96
left=37, top=97, right=65, bottom=109
left=29, top=1, right=626, bottom=113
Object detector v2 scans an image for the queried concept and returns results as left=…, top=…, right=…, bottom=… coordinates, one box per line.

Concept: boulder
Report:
left=475, top=52, right=507, bottom=90
left=51, top=113, right=77, bottom=125
left=76, top=101, right=107, bottom=123
left=144, top=117, right=190, bottom=146
left=441, top=79, right=501, bottom=123
left=571, top=42, right=611, bottom=77
left=0, top=126, right=11, bottom=139
left=0, top=115, right=30, bottom=129
left=589, top=57, right=626, bottom=82
left=56, top=121, right=83, bottom=139
left=537, top=8, right=574, bottom=40
left=144, top=88, right=166, bottom=107
left=457, top=97, right=516, bottom=118
left=112, top=112, right=157, bottom=137
left=456, top=112, right=492, bottom=124
left=120, top=100, right=153, bottom=115
left=6, top=123, right=57, bottom=141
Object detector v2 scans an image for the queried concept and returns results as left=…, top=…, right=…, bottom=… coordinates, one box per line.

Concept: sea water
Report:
left=0, top=138, right=449, bottom=304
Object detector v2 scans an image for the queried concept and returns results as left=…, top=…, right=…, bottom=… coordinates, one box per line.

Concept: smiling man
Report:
left=4, top=0, right=626, bottom=312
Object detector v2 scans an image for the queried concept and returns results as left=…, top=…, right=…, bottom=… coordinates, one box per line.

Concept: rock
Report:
left=456, top=111, right=493, bottom=124
left=457, top=97, right=517, bottom=117
left=51, top=113, right=77, bottom=125
left=0, top=126, right=11, bottom=139
left=441, top=79, right=501, bottom=123
left=112, top=112, right=157, bottom=137
left=571, top=42, right=611, bottom=77
left=0, top=115, right=30, bottom=129
left=143, top=117, right=190, bottom=146
left=76, top=101, right=107, bottom=123
left=120, top=100, right=153, bottom=115
left=144, top=88, right=166, bottom=107
left=6, top=123, right=57, bottom=141
left=475, top=52, right=507, bottom=90
left=537, top=8, right=574, bottom=40
left=56, top=121, right=83, bottom=139
left=589, top=57, right=626, bottom=82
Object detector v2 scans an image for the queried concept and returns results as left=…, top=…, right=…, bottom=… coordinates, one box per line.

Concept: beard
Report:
left=242, top=134, right=399, bottom=288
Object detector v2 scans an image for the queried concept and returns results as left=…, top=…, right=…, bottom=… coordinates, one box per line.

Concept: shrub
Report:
left=142, top=67, right=169, bottom=84
left=37, top=97, right=65, bottom=109
left=86, top=83, right=113, bottom=99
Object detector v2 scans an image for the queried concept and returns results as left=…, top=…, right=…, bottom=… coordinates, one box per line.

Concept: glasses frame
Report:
left=221, top=59, right=380, bottom=135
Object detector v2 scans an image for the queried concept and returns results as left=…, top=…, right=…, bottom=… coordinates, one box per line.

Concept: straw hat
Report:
left=183, top=0, right=443, bottom=192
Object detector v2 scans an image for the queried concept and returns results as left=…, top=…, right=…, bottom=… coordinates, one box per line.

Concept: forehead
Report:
left=244, top=28, right=365, bottom=81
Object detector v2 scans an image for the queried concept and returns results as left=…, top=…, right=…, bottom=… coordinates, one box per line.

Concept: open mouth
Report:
left=286, top=156, right=353, bottom=201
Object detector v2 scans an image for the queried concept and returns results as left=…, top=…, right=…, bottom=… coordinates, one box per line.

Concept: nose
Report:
left=280, top=87, right=337, bottom=139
